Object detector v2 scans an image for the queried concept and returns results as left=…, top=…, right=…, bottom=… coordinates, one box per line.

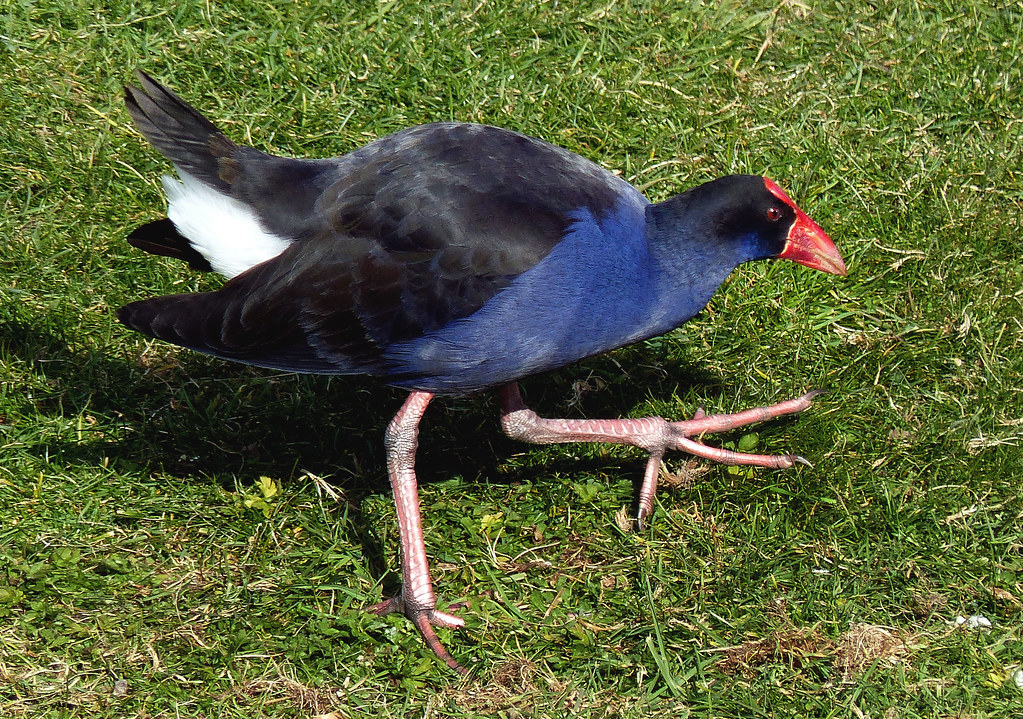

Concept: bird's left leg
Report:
left=499, top=383, right=821, bottom=526
left=364, top=390, right=468, bottom=675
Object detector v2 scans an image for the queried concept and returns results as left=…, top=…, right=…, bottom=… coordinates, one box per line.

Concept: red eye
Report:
left=767, top=206, right=783, bottom=222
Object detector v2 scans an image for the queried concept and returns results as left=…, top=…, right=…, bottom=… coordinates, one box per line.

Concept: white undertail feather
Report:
left=161, top=171, right=293, bottom=279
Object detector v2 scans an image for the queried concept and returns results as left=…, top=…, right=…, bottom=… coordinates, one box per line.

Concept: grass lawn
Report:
left=2, top=0, right=1022, bottom=716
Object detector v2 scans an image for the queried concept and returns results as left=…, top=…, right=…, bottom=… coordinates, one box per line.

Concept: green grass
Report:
left=2, top=0, right=1022, bottom=716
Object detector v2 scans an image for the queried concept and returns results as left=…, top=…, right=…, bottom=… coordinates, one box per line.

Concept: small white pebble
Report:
left=955, top=614, right=992, bottom=629
left=1012, top=668, right=1023, bottom=690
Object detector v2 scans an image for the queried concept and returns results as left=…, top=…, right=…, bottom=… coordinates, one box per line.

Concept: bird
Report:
left=117, top=71, right=847, bottom=674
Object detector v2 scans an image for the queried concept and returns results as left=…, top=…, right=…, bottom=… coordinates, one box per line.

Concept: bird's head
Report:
left=761, top=176, right=847, bottom=276
left=650, top=175, right=846, bottom=278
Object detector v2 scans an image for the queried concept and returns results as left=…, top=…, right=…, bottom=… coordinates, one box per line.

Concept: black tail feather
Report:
left=127, top=218, right=213, bottom=272
left=124, top=70, right=237, bottom=191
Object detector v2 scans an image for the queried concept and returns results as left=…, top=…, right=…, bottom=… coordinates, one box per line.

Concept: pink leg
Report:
left=499, top=384, right=822, bottom=525
left=364, top=390, right=468, bottom=675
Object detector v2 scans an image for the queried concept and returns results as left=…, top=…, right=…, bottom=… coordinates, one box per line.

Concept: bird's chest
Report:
left=384, top=209, right=719, bottom=394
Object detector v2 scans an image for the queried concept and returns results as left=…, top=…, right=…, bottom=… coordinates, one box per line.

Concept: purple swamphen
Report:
left=118, top=72, right=847, bottom=673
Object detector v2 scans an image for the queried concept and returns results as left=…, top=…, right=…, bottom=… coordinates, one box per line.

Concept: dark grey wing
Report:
left=317, top=123, right=629, bottom=261
left=119, top=234, right=392, bottom=375
left=118, top=225, right=525, bottom=376
left=235, top=123, right=643, bottom=336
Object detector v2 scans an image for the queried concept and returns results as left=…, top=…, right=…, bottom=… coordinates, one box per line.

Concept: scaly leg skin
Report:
left=499, top=383, right=823, bottom=527
left=364, top=390, right=469, bottom=675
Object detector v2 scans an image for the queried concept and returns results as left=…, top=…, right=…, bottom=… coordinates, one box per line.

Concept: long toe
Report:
left=412, top=608, right=469, bottom=675
left=364, top=596, right=403, bottom=617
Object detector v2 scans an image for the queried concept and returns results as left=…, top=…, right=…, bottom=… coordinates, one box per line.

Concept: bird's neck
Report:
left=641, top=198, right=744, bottom=328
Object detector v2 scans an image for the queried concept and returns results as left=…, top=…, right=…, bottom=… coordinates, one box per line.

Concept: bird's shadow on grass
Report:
left=1, top=304, right=782, bottom=590
left=3, top=306, right=731, bottom=480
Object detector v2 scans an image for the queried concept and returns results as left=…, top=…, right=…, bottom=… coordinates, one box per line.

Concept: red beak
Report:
left=765, top=178, right=847, bottom=276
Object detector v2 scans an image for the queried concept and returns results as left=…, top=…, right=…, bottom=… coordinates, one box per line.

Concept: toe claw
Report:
left=792, top=455, right=813, bottom=468
left=635, top=512, right=648, bottom=532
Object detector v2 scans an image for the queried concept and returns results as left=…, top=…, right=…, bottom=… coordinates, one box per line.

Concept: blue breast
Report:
left=383, top=192, right=730, bottom=394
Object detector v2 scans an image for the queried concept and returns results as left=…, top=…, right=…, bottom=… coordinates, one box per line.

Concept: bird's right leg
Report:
left=364, top=390, right=468, bottom=675
left=499, top=383, right=821, bottom=526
